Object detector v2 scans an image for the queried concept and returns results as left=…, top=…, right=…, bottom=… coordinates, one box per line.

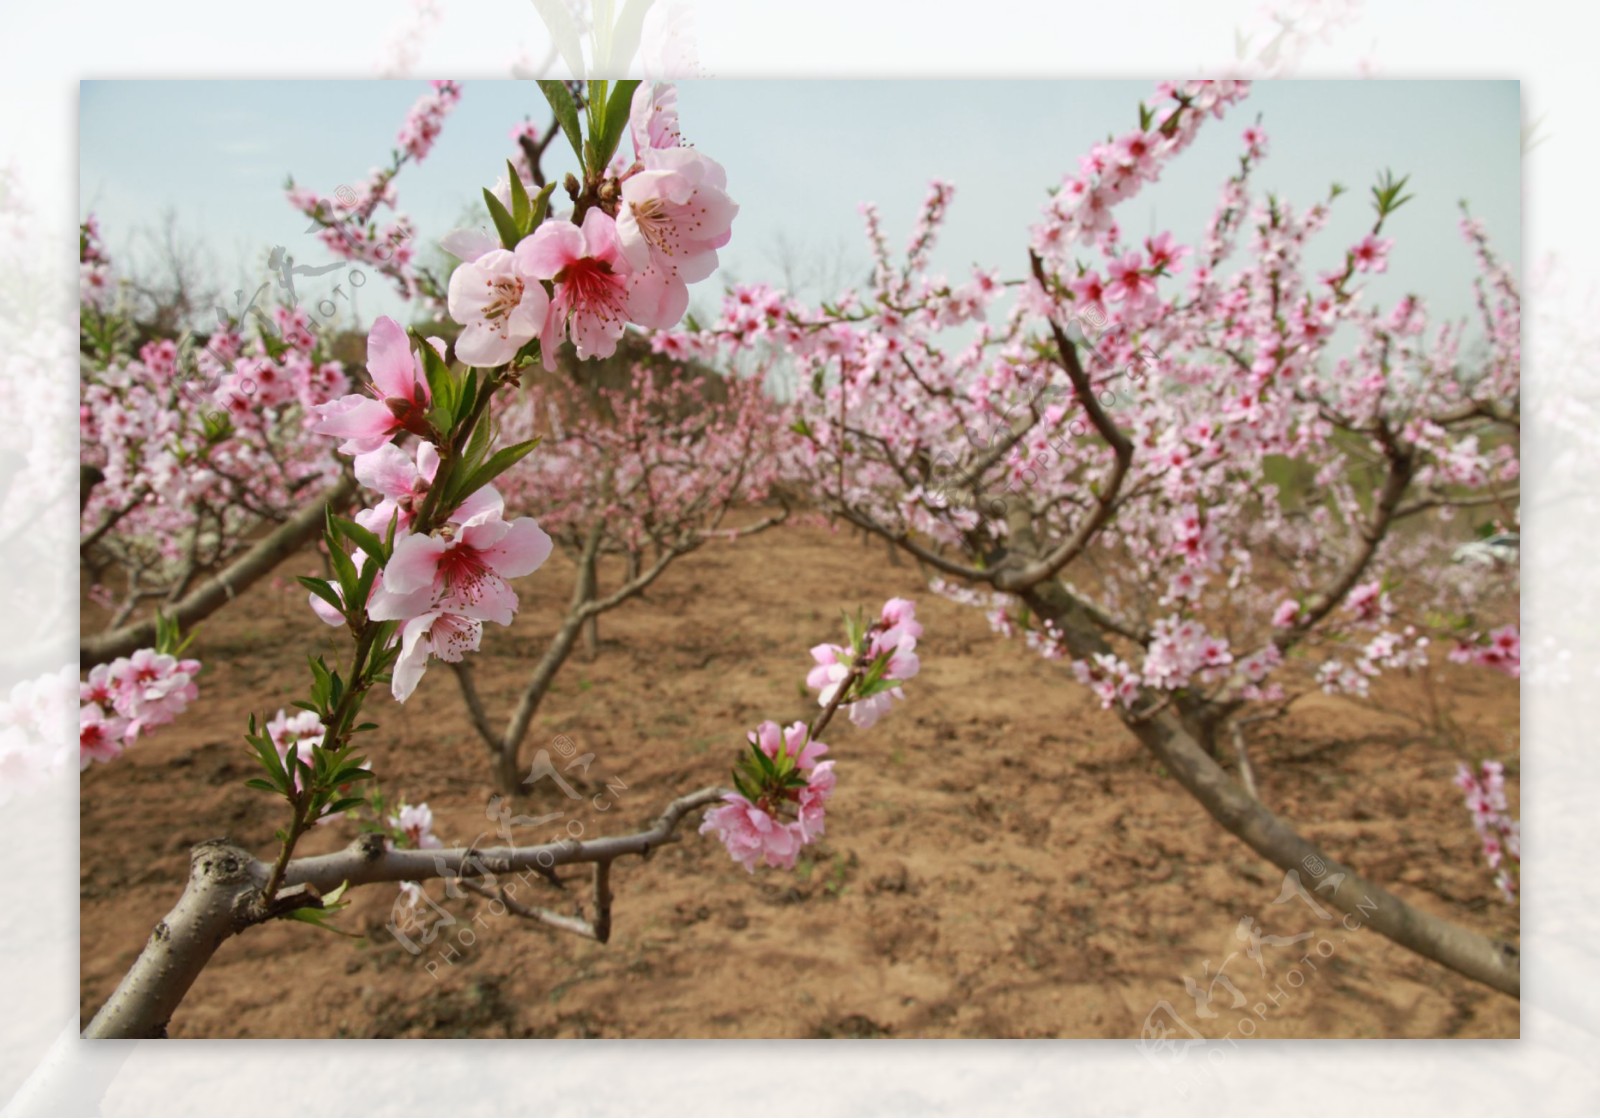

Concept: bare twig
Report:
left=1231, top=720, right=1260, bottom=801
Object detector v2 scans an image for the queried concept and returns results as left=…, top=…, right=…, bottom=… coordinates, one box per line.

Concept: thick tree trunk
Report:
left=83, top=841, right=267, bottom=1039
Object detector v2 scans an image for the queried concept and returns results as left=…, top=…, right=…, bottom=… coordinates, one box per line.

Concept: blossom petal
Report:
left=366, top=316, right=417, bottom=399
left=516, top=221, right=585, bottom=280
left=477, top=517, right=553, bottom=580
left=380, top=532, right=448, bottom=595
left=440, top=226, right=500, bottom=264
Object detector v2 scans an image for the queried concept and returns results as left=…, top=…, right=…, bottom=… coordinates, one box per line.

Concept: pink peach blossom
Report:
left=390, top=609, right=484, bottom=702
left=447, top=248, right=550, bottom=367
left=79, top=704, right=127, bottom=769
left=518, top=209, right=683, bottom=369
left=629, top=81, right=681, bottom=155
left=616, top=146, right=738, bottom=285
left=369, top=515, right=553, bottom=626
left=1350, top=233, right=1392, bottom=273
left=310, top=317, right=433, bottom=455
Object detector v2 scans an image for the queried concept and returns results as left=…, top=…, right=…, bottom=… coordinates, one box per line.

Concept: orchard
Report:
left=76, top=78, right=1519, bottom=1040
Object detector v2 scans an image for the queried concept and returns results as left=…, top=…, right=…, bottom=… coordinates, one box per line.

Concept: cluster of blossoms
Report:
left=444, top=82, right=736, bottom=370
left=496, top=360, right=784, bottom=563
left=0, top=666, right=77, bottom=799
left=286, top=82, right=465, bottom=304
left=80, top=214, right=114, bottom=310
left=1313, top=627, right=1430, bottom=698
left=80, top=650, right=201, bottom=768
left=929, top=577, right=1019, bottom=639
left=396, top=79, right=461, bottom=161
left=1070, top=652, right=1142, bottom=709
left=1312, top=579, right=1432, bottom=697
left=390, top=800, right=443, bottom=849
left=1343, top=579, right=1394, bottom=623
left=81, top=305, right=348, bottom=611
left=699, top=721, right=835, bottom=872
left=1031, top=80, right=1252, bottom=261
left=701, top=599, right=921, bottom=871
left=258, top=707, right=349, bottom=827
left=1453, top=759, right=1520, bottom=902
left=290, top=87, right=737, bottom=713
left=308, top=316, right=554, bottom=702
left=285, top=172, right=417, bottom=296
left=652, top=77, right=1516, bottom=749
left=806, top=598, right=922, bottom=729
left=1448, top=623, right=1520, bottom=678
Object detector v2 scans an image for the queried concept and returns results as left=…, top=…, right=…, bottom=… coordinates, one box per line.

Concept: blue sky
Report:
left=80, top=80, right=1520, bottom=336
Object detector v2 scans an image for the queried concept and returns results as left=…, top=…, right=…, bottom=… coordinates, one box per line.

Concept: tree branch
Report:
left=1020, top=581, right=1519, bottom=999
left=81, top=474, right=357, bottom=667
left=84, top=787, right=728, bottom=1039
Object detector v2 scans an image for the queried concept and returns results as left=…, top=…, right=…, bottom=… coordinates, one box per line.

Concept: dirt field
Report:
left=79, top=520, right=1520, bottom=1038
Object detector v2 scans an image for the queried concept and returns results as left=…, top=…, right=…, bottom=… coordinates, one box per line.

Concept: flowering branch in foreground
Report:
left=701, top=598, right=922, bottom=872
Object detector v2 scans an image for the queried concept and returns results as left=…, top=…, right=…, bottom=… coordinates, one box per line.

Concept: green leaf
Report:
left=450, top=436, right=542, bottom=507
left=243, top=777, right=281, bottom=794
left=326, top=534, right=360, bottom=608
left=585, top=78, right=607, bottom=139
left=286, top=907, right=360, bottom=936
left=297, top=574, right=344, bottom=616
left=528, top=181, right=559, bottom=231
left=330, top=516, right=387, bottom=566
left=250, top=737, right=290, bottom=793
left=353, top=553, right=381, bottom=614
left=461, top=406, right=496, bottom=476
left=417, top=335, right=458, bottom=424
left=843, top=611, right=866, bottom=655
left=747, top=739, right=777, bottom=777
left=505, top=159, right=532, bottom=230
left=595, top=79, right=640, bottom=171
left=483, top=187, right=523, bottom=253
left=536, top=80, right=584, bottom=166
left=200, top=410, right=233, bottom=443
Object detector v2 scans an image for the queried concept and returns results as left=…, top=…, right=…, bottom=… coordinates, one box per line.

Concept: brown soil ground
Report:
left=80, top=521, right=1520, bottom=1038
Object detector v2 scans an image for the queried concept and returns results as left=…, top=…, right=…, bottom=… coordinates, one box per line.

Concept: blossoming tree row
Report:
left=80, top=77, right=1519, bottom=1041
left=662, top=78, right=1521, bottom=992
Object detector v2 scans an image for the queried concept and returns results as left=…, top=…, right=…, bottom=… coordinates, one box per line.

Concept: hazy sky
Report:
left=80, top=80, right=1520, bottom=336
